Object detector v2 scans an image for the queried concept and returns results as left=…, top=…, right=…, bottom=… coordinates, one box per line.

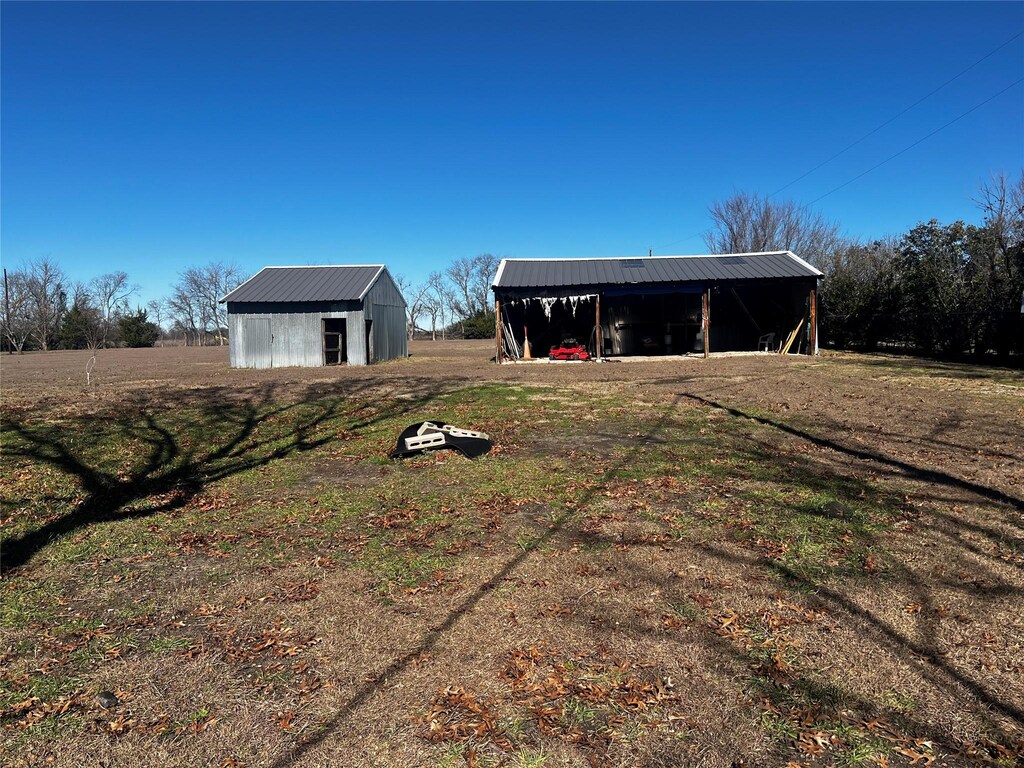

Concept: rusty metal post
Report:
left=595, top=293, right=602, bottom=361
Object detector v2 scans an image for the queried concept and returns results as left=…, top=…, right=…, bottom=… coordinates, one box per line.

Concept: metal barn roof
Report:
left=221, top=265, right=385, bottom=303
left=493, top=251, right=821, bottom=291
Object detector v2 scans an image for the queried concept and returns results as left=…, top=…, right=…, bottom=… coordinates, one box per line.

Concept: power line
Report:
left=655, top=74, right=1024, bottom=253
left=654, top=31, right=1024, bottom=253
left=767, top=29, right=1024, bottom=199
left=804, top=76, right=1024, bottom=208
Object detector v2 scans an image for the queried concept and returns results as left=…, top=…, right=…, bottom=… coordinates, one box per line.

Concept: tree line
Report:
left=396, top=253, right=500, bottom=340
left=0, top=255, right=499, bottom=353
left=4, top=171, right=1020, bottom=361
left=704, top=171, right=1024, bottom=361
left=0, top=262, right=245, bottom=352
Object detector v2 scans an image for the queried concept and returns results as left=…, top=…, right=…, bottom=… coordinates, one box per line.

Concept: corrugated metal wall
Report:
left=229, top=309, right=366, bottom=368
left=238, top=317, right=272, bottom=368
left=363, top=268, right=409, bottom=363
left=226, top=269, right=407, bottom=368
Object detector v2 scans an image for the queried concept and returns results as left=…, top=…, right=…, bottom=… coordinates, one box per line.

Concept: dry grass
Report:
left=1, top=342, right=1022, bottom=767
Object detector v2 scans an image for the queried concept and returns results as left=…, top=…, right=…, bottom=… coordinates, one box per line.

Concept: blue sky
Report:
left=2, top=1, right=1022, bottom=306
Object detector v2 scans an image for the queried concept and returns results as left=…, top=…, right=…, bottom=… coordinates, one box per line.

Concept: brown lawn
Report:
left=1, top=342, right=1022, bottom=767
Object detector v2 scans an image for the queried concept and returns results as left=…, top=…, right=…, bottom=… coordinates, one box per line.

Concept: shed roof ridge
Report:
left=220, top=264, right=386, bottom=303
left=498, top=251, right=793, bottom=263
left=260, top=264, right=386, bottom=269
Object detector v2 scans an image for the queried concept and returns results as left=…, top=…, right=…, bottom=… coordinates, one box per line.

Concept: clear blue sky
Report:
left=2, top=1, right=1022, bottom=306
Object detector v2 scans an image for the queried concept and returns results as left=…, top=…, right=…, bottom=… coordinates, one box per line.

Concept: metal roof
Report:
left=493, top=251, right=821, bottom=290
left=221, top=265, right=385, bottom=303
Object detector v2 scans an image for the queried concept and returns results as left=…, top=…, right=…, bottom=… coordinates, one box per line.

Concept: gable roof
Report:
left=493, top=251, right=822, bottom=291
left=221, top=265, right=385, bottom=303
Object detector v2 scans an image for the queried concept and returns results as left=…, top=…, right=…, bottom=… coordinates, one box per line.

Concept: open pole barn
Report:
left=492, top=251, right=821, bottom=363
left=221, top=265, right=408, bottom=368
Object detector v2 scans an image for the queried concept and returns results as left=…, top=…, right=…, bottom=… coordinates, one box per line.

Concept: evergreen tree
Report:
left=118, top=308, right=159, bottom=347
left=57, top=302, right=100, bottom=349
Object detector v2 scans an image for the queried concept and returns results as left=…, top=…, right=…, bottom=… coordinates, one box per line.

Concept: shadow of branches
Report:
left=264, top=394, right=690, bottom=767
left=680, top=393, right=1024, bottom=516
left=0, top=378, right=445, bottom=574
left=268, top=379, right=1023, bottom=765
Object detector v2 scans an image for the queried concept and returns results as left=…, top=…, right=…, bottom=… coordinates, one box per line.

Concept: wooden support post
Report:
left=495, top=299, right=502, bottom=365
left=595, top=293, right=602, bottom=360
left=809, top=287, right=818, bottom=356
left=702, top=288, right=710, bottom=359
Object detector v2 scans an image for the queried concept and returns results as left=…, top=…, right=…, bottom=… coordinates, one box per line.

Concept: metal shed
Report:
left=221, top=265, right=408, bottom=368
left=491, top=251, right=822, bottom=362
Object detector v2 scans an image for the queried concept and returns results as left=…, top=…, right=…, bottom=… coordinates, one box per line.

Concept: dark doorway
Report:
left=365, top=320, right=374, bottom=364
left=323, top=319, right=347, bottom=365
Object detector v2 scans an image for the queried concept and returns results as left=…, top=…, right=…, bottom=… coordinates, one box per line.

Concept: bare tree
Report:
left=973, top=171, right=1024, bottom=278
left=167, top=282, right=203, bottom=346
left=970, top=170, right=1024, bottom=357
left=1, top=269, right=34, bottom=353
left=470, top=253, right=500, bottom=315
left=704, top=192, right=846, bottom=266
left=446, top=257, right=475, bottom=332
left=446, top=253, right=500, bottom=323
left=70, top=281, right=104, bottom=350
left=168, top=262, right=243, bottom=345
left=426, top=271, right=456, bottom=340
left=415, top=272, right=447, bottom=341
left=147, top=299, right=167, bottom=347
left=24, top=258, right=67, bottom=351
left=394, top=273, right=424, bottom=340
left=90, top=271, right=137, bottom=348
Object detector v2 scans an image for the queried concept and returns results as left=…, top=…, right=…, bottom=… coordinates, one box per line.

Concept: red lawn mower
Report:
left=548, top=339, right=591, bottom=361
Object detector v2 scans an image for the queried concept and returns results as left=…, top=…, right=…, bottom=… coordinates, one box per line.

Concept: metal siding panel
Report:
left=228, top=314, right=241, bottom=366
left=241, top=317, right=272, bottom=368
left=370, top=304, right=407, bottom=362
left=365, top=270, right=406, bottom=307
left=347, top=310, right=367, bottom=365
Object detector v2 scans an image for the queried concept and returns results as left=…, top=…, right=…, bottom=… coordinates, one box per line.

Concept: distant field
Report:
left=2, top=342, right=1022, bottom=767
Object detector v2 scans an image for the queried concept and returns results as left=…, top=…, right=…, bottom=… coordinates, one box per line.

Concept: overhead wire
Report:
left=652, top=32, right=1024, bottom=253
left=804, top=76, right=1024, bottom=208
left=766, top=29, right=1024, bottom=199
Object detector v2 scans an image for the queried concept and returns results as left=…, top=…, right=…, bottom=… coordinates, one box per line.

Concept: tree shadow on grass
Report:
left=265, top=385, right=1024, bottom=766
left=679, top=393, right=1024, bottom=517
left=559, top=444, right=1024, bottom=762
left=262, top=394, right=691, bottom=768
left=0, top=379, right=444, bottom=575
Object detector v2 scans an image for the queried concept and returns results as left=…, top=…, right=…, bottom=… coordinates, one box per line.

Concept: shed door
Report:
left=240, top=318, right=272, bottom=368
left=323, top=318, right=347, bottom=365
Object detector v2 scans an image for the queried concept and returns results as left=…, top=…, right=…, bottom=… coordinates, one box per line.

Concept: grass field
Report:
left=2, top=342, right=1022, bottom=767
